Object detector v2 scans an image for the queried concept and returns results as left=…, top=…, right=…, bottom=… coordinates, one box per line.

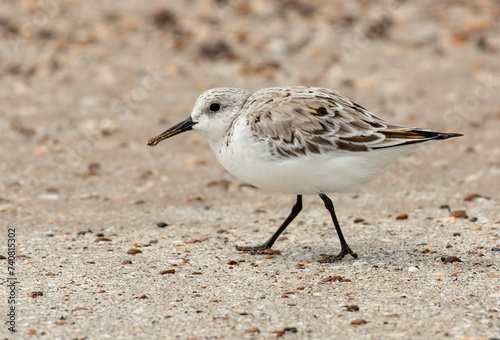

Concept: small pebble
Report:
left=37, top=193, right=59, bottom=200
left=273, top=330, right=286, bottom=337
left=182, top=156, right=206, bottom=166
left=30, top=291, right=44, bottom=298
left=246, top=327, right=260, bottom=334
left=464, top=193, right=489, bottom=201
left=198, top=41, right=232, bottom=60
left=152, top=9, right=176, bottom=30
left=186, top=196, right=204, bottom=203
left=396, top=214, right=408, bottom=220
left=86, top=162, right=101, bottom=176
left=157, top=222, right=169, bottom=228
left=206, top=180, right=230, bottom=190
left=262, top=249, right=280, bottom=255
left=186, top=239, right=205, bottom=244
left=442, top=256, right=462, bottom=264
left=346, top=305, right=359, bottom=312
left=127, top=248, right=142, bottom=255
left=408, top=266, right=419, bottom=272
left=160, top=269, right=175, bottom=274
left=99, top=119, right=118, bottom=136
left=94, top=237, right=112, bottom=242
left=121, top=259, right=132, bottom=265
left=350, top=319, right=368, bottom=325
left=322, top=275, right=350, bottom=282
left=450, top=210, right=468, bottom=219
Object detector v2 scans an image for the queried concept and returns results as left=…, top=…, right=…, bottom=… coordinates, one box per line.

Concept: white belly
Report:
left=213, top=125, right=419, bottom=195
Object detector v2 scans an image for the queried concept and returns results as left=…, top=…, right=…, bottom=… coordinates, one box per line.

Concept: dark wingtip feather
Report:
left=373, top=130, right=463, bottom=150
left=433, top=132, right=463, bottom=140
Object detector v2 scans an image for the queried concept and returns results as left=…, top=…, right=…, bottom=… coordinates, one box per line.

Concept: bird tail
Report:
left=373, top=129, right=463, bottom=149
left=431, top=132, right=463, bottom=140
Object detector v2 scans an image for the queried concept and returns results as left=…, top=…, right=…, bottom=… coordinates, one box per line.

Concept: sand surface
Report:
left=1, top=1, right=499, bottom=339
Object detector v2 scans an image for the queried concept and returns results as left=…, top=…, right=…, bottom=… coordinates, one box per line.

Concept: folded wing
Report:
left=244, top=87, right=461, bottom=158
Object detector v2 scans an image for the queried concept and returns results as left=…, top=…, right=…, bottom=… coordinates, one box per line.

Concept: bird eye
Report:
left=209, top=103, right=220, bottom=112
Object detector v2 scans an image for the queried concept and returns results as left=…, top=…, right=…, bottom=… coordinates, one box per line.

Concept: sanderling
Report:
left=148, top=86, right=462, bottom=262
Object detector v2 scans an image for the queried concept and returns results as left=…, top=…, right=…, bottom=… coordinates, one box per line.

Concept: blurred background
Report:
left=1, top=0, right=499, bottom=219
left=1, top=1, right=499, bottom=338
left=1, top=0, right=499, bottom=229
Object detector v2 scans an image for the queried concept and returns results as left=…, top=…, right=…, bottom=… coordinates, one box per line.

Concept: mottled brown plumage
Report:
left=241, top=87, right=457, bottom=158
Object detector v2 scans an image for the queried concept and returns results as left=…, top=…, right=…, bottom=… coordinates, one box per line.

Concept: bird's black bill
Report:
left=147, top=117, right=197, bottom=146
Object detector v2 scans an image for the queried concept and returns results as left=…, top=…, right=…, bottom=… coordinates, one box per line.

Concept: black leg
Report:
left=236, top=195, right=303, bottom=252
left=318, top=193, right=357, bottom=262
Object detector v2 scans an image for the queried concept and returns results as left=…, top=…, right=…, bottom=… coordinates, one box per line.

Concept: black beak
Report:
left=147, top=117, right=197, bottom=146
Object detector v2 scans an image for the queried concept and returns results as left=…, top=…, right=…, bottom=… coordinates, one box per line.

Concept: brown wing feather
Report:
left=244, top=87, right=458, bottom=158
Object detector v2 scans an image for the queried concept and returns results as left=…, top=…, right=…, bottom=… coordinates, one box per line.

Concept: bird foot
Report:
left=319, top=248, right=358, bottom=263
left=235, top=244, right=279, bottom=255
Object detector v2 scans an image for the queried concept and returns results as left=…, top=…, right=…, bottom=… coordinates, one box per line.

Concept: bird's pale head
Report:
left=147, top=87, right=251, bottom=147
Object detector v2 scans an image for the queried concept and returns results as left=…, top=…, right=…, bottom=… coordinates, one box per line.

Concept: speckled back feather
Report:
left=242, top=87, right=456, bottom=158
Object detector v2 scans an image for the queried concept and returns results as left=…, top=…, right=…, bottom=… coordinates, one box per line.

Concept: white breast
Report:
left=212, top=122, right=420, bottom=195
